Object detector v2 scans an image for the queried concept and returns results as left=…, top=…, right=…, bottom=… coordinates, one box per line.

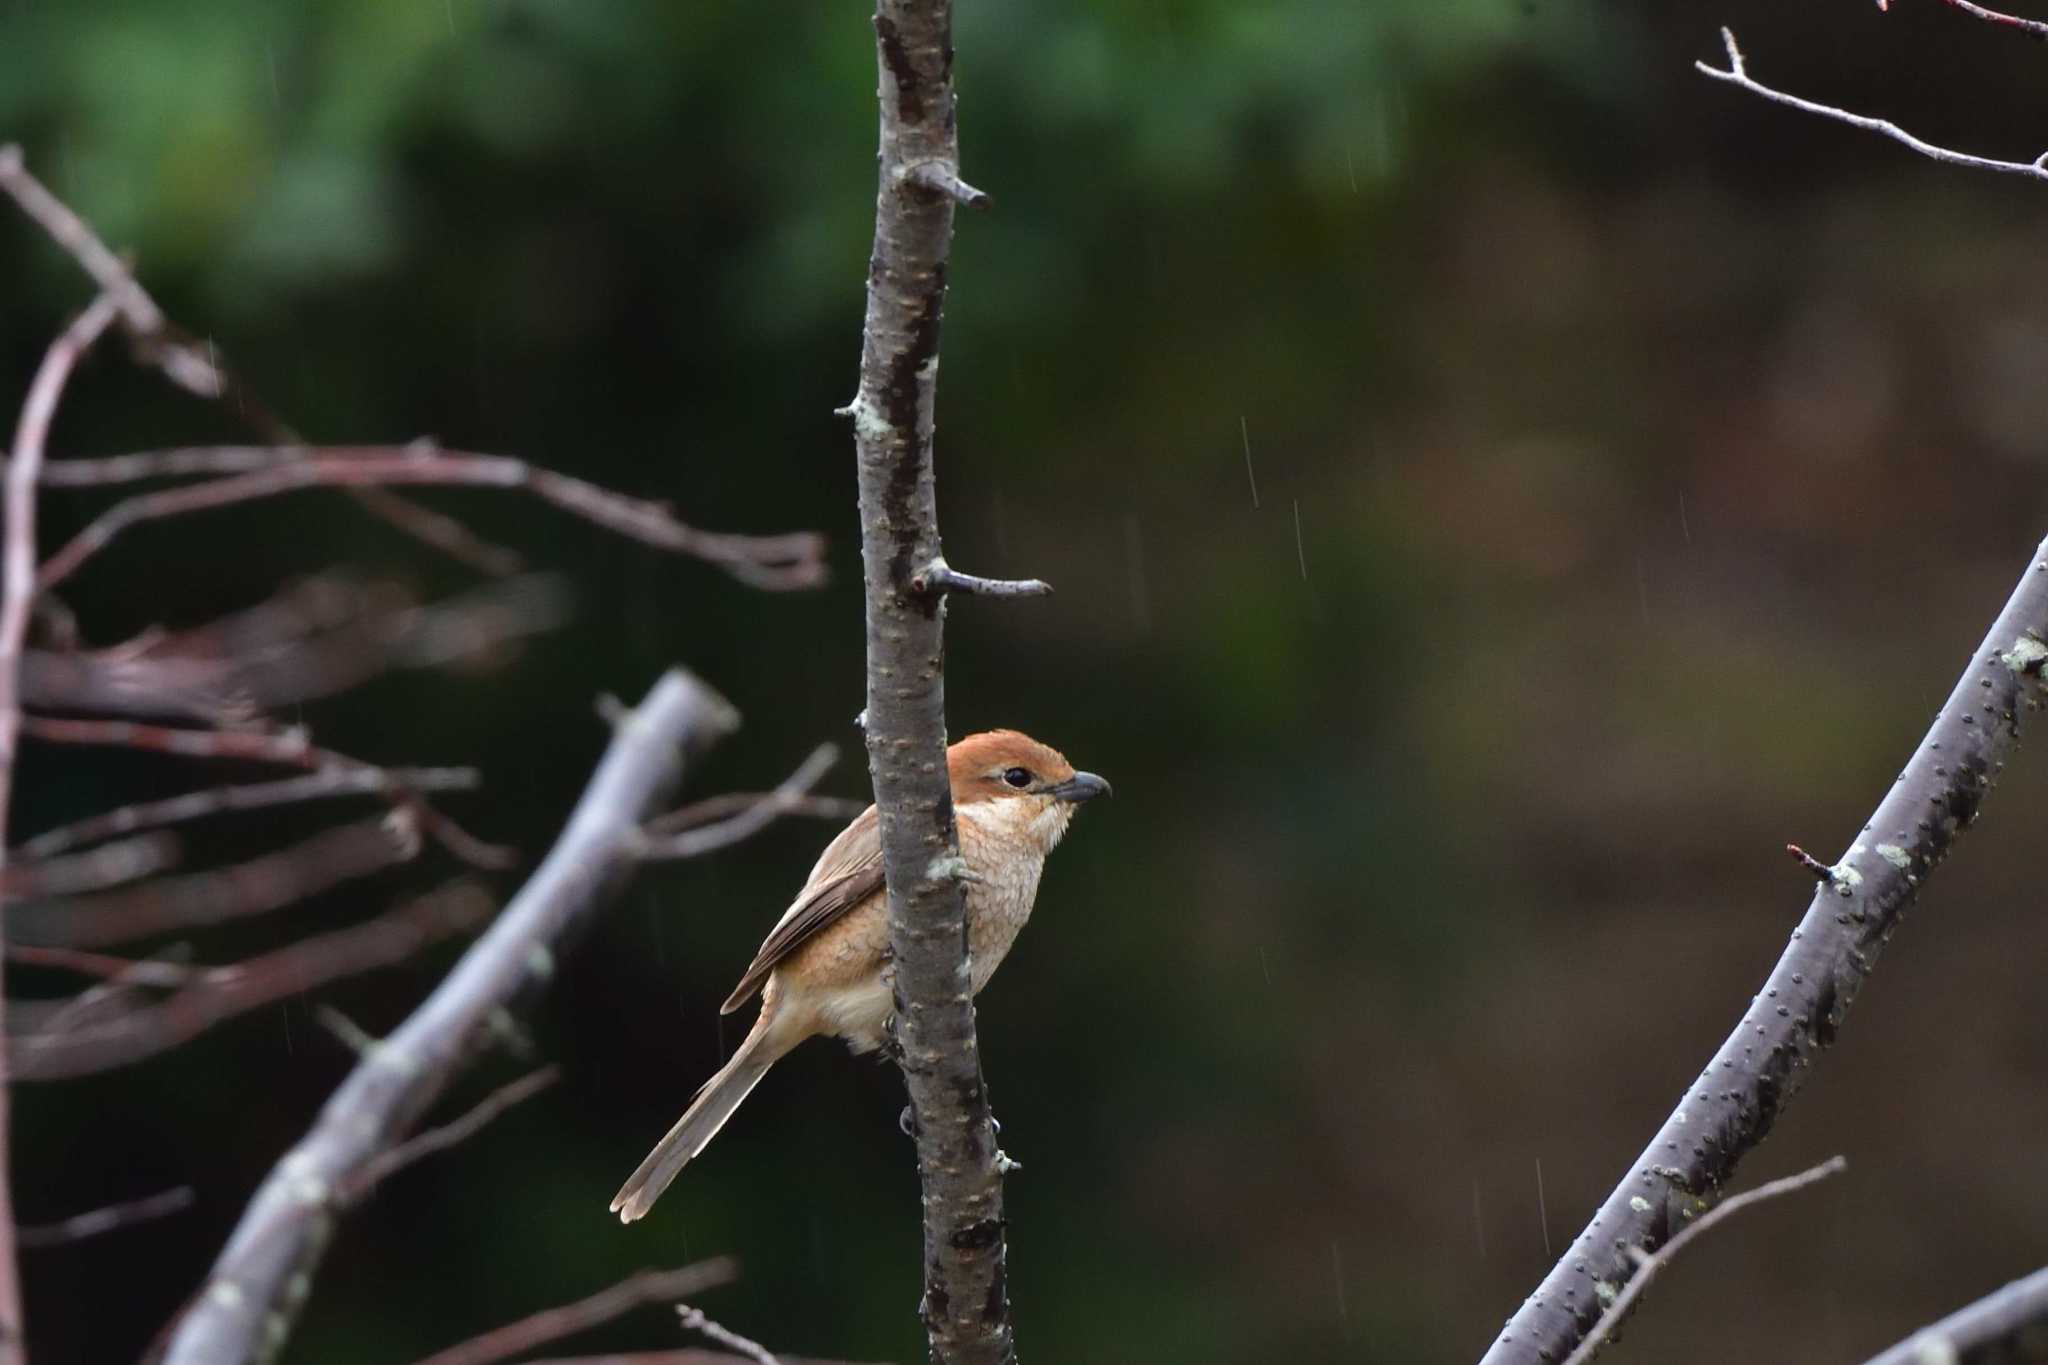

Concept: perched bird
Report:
left=610, top=728, right=1109, bottom=1223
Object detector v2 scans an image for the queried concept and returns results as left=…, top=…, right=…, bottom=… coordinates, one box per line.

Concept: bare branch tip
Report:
left=902, top=160, right=992, bottom=210
left=910, top=559, right=1054, bottom=599
left=1784, top=842, right=1839, bottom=883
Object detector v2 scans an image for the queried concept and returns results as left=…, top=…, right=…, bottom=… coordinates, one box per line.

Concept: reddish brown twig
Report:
left=0, top=290, right=123, bottom=1363
left=11, top=944, right=195, bottom=1039
left=1910, top=0, right=2048, bottom=41
left=0, top=833, right=181, bottom=897
left=636, top=744, right=851, bottom=860
left=16, top=1186, right=195, bottom=1250
left=8, top=816, right=420, bottom=950
left=17, top=716, right=512, bottom=868
left=344, top=1066, right=560, bottom=1199
left=37, top=446, right=827, bottom=593
left=18, top=574, right=570, bottom=726
left=6, top=943, right=196, bottom=988
left=16, top=767, right=476, bottom=860
left=11, top=879, right=495, bottom=1079
left=0, top=143, right=530, bottom=575
left=411, top=1261, right=740, bottom=1365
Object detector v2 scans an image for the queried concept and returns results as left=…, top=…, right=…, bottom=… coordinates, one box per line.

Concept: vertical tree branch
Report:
left=842, top=3, right=1016, bottom=1362
left=1479, top=537, right=2048, bottom=1365
left=158, top=670, right=737, bottom=1365
left=0, top=291, right=122, bottom=1365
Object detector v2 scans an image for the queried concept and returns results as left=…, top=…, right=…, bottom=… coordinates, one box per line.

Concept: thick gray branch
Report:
left=1479, top=537, right=2048, bottom=1365
left=1860, top=1265, right=2048, bottom=1365
left=845, top=2, right=1017, bottom=1361
left=158, top=670, right=736, bottom=1365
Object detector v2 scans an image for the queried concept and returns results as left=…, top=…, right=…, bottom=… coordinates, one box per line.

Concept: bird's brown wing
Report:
left=719, top=804, right=885, bottom=1014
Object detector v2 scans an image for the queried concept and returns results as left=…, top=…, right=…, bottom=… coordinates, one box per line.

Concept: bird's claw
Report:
left=899, top=1103, right=921, bottom=1138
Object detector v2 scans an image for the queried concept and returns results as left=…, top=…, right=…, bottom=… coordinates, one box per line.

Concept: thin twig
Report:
left=908, top=558, right=1052, bottom=599
left=36, top=445, right=828, bottom=592
left=1479, top=537, right=2048, bottom=1365
left=0, top=143, right=536, bottom=573
left=8, top=816, right=421, bottom=950
left=16, top=1186, right=196, bottom=1250
left=515, top=1356, right=874, bottom=1365
left=11, top=880, right=495, bottom=1080
left=15, top=944, right=195, bottom=1038
left=1913, top=0, right=2048, bottom=41
left=6, top=943, right=196, bottom=989
left=344, top=1066, right=561, bottom=1199
left=18, top=716, right=512, bottom=868
left=410, top=1261, right=740, bottom=1365
left=16, top=766, right=478, bottom=860
left=636, top=744, right=844, bottom=860
left=1697, top=27, right=2048, bottom=180
left=0, top=832, right=182, bottom=897
left=1557, top=1157, right=1847, bottom=1365
left=18, top=574, right=571, bottom=725
left=161, top=672, right=735, bottom=1365
left=1859, top=1262, right=2048, bottom=1365
left=0, top=290, right=122, bottom=1365
left=677, top=1305, right=782, bottom=1365
left=641, top=792, right=866, bottom=838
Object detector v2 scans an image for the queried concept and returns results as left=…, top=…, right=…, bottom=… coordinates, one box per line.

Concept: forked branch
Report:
left=1697, top=26, right=2048, bottom=181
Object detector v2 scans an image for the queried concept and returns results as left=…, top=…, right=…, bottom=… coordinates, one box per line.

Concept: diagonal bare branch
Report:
left=1859, top=1263, right=2048, bottom=1365
left=159, top=671, right=736, bottom=1365
left=1479, top=536, right=2048, bottom=1364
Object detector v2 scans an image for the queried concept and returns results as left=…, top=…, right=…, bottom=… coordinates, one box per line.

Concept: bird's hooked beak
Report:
left=1044, top=771, right=1111, bottom=803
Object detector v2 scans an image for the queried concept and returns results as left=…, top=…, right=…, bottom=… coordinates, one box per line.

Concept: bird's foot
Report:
left=995, top=1148, right=1022, bottom=1175
left=899, top=1103, right=922, bottom=1139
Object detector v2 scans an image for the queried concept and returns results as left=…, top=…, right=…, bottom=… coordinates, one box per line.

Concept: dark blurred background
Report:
left=4, top=0, right=2047, bottom=1361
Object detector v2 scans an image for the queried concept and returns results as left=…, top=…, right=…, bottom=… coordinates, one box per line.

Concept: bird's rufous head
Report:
left=947, top=730, right=1110, bottom=809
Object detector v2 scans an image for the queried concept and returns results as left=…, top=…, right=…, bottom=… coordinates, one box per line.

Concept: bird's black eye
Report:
left=1002, top=767, right=1033, bottom=789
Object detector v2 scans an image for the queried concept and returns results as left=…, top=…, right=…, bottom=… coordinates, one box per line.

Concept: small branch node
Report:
left=1784, top=843, right=1839, bottom=883
left=314, top=1005, right=381, bottom=1058
left=900, top=159, right=993, bottom=209
left=910, top=557, right=1053, bottom=599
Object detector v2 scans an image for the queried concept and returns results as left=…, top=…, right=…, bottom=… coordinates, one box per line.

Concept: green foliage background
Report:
left=4, top=1, right=2047, bottom=1361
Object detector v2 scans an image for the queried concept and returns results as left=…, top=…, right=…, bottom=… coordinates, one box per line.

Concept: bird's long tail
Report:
left=610, top=1017, right=793, bottom=1223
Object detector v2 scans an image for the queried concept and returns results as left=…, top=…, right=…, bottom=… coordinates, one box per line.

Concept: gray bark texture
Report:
left=159, top=670, right=736, bottom=1365
left=1481, top=537, right=2048, bottom=1365
left=842, top=4, right=1016, bottom=1363
left=1860, top=1265, right=2048, bottom=1365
